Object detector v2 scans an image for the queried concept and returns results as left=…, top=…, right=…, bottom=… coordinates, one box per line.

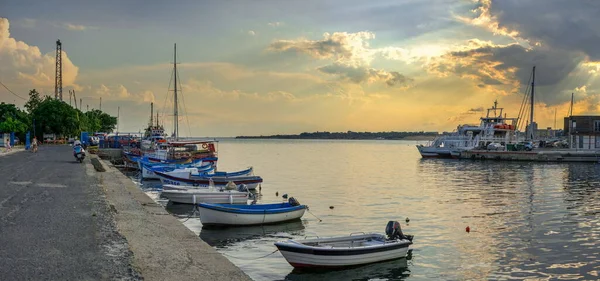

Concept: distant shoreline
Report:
left=235, top=131, right=438, bottom=141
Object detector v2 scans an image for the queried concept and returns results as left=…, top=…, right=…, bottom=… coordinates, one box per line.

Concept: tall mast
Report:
left=554, top=108, right=557, bottom=129
left=150, top=102, right=154, bottom=126
left=173, top=43, right=179, bottom=140
left=569, top=92, right=574, bottom=117
left=529, top=66, right=535, bottom=140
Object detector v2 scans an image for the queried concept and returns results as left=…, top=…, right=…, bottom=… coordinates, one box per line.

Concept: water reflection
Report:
left=200, top=220, right=306, bottom=248
left=283, top=254, right=411, bottom=281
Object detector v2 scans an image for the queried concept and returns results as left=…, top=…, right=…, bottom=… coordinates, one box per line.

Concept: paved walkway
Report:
left=0, top=146, right=140, bottom=280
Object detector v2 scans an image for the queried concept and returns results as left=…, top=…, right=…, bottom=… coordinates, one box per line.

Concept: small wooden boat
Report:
left=154, top=170, right=263, bottom=190
left=274, top=221, right=413, bottom=269
left=160, top=187, right=249, bottom=204
left=197, top=198, right=307, bottom=227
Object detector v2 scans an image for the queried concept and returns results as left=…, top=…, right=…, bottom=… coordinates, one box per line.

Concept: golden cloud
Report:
left=0, top=18, right=79, bottom=92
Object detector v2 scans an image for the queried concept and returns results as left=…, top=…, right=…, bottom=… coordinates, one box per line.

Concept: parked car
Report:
left=88, top=136, right=100, bottom=146
left=516, top=141, right=534, bottom=151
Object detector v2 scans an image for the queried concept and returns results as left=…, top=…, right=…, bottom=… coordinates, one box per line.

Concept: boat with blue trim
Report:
left=197, top=198, right=307, bottom=227
left=153, top=170, right=263, bottom=190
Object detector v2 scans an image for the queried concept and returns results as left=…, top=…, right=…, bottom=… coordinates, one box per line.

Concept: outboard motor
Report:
left=385, top=221, right=413, bottom=241
left=288, top=197, right=300, bottom=206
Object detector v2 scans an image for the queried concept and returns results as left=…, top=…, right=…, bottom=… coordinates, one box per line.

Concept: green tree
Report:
left=24, top=89, right=43, bottom=114
left=85, top=109, right=117, bottom=133
left=0, top=116, right=27, bottom=133
left=32, top=97, right=80, bottom=137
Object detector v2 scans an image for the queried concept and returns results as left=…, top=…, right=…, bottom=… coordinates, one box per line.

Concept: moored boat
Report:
left=197, top=198, right=307, bottom=227
left=154, top=170, right=263, bottom=190
left=274, top=221, right=413, bottom=269
left=160, top=187, right=249, bottom=204
left=141, top=161, right=214, bottom=180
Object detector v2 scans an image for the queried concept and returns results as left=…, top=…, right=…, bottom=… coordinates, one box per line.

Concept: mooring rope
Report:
left=221, top=249, right=279, bottom=260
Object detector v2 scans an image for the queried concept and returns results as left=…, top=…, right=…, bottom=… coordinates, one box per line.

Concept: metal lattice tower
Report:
left=55, top=39, right=62, bottom=100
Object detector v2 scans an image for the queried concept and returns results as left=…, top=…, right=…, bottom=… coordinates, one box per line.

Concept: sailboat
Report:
left=139, top=44, right=219, bottom=164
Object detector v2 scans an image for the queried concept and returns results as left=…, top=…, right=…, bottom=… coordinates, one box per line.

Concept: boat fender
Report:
left=289, top=197, right=300, bottom=206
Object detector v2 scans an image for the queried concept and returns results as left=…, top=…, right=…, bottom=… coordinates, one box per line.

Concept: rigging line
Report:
left=175, top=66, right=192, bottom=138
left=161, top=67, right=175, bottom=129
left=0, top=80, right=27, bottom=100
left=517, top=70, right=533, bottom=129
left=517, top=81, right=531, bottom=131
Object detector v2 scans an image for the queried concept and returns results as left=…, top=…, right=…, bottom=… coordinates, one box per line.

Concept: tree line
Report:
left=236, top=130, right=439, bottom=140
left=0, top=89, right=117, bottom=142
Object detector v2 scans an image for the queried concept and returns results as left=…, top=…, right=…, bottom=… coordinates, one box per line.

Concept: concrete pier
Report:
left=459, top=149, right=600, bottom=162
left=0, top=146, right=251, bottom=281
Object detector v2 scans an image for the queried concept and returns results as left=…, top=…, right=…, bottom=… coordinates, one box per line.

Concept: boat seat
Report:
left=361, top=240, right=382, bottom=246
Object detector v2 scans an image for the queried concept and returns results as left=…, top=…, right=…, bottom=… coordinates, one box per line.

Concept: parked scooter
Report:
left=73, top=140, right=86, bottom=163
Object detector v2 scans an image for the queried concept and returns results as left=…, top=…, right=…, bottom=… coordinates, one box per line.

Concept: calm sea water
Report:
left=130, top=139, right=600, bottom=281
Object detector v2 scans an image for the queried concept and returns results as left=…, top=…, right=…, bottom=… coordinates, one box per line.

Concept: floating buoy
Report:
left=282, top=194, right=288, bottom=199
left=329, top=206, right=334, bottom=209
left=405, top=217, right=410, bottom=223
left=276, top=191, right=278, bottom=196
left=259, top=184, right=262, bottom=191
left=466, top=226, right=470, bottom=233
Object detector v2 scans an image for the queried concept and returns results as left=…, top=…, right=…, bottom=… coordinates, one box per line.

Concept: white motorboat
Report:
left=160, top=187, right=249, bottom=204
left=275, top=221, right=413, bottom=269
left=154, top=170, right=263, bottom=190
left=197, top=198, right=307, bottom=227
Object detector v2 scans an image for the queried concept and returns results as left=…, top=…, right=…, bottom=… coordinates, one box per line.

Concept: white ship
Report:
left=416, top=101, right=521, bottom=158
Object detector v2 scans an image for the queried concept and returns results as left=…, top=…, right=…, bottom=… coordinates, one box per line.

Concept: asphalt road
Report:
left=0, top=145, right=140, bottom=280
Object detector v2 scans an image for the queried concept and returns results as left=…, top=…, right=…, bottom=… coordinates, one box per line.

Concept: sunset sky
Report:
left=1, top=0, right=600, bottom=137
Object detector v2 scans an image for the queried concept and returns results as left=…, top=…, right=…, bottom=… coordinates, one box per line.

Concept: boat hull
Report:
left=198, top=204, right=306, bottom=226
left=275, top=234, right=411, bottom=268
left=155, top=171, right=262, bottom=190
left=160, top=189, right=248, bottom=204
left=416, top=145, right=454, bottom=159
left=140, top=160, right=212, bottom=180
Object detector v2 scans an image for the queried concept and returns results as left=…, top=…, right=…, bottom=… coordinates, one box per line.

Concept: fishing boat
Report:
left=274, top=221, right=413, bottom=269
left=160, top=187, right=249, bottom=204
left=163, top=166, right=253, bottom=179
left=154, top=170, right=263, bottom=190
left=140, top=161, right=214, bottom=180
left=197, top=197, right=307, bottom=227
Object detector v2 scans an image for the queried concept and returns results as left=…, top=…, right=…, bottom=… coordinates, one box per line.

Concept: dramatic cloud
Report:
left=455, top=0, right=523, bottom=42
left=268, top=31, right=411, bottom=87
left=428, top=39, right=585, bottom=105
left=0, top=18, right=79, bottom=92
left=268, top=31, right=376, bottom=67
left=317, top=63, right=412, bottom=87
left=488, top=0, right=600, bottom=60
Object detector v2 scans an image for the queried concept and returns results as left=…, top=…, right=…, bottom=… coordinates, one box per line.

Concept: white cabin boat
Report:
left=417, top=101, right=521, bottom=158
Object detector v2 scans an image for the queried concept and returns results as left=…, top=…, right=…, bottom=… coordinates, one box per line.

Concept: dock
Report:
left=0, top=146, right=251, bottom=281
left=459, top=149, right=600, bottom=162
